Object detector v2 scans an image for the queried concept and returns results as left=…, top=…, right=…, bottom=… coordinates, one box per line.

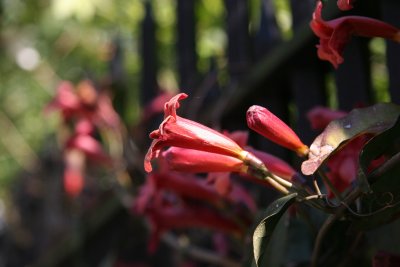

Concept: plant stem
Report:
left=318, top=169, right=343, bottom=201
left=313, top=177, right=322, bottom=195
left=310, top=189, right=362, bottom=267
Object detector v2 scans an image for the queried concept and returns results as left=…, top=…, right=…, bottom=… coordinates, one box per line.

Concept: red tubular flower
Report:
left=63, top=167, right=84, bottom=197
left=134, top=172, right=256, bottom=217
left=133, top=173, right=252, bottom=252
left=223, top=130, right=249, bottom=148
left=63, top=149, right=85, bottom=197
left=145, top=93, right=246, bottom=172
left=146, top=172, right=226, bottom=207
left=145, top=202, right=243, bottom=253
left=161, top=147, right=248, bottom=173
left=45, top=81, right=82, bottom=119
left=66, top=134, right=112, bottom=165
left=310, top=1, right=400, bottom=68
left=246, top=105, right=308, bottom=156
left=247, top=148, right=297, bottom=181
left=306, top=106, right=347, bottom=130
left=337, top=0, right=354, bottom=11
left=45, top=80, right=120, bottom=128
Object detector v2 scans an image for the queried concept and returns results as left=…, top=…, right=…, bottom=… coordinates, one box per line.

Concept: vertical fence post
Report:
left=382, top=0, right=400, bottom=104
left=108, top=37, right=128, bottom=121
left=334, top=38, right=372, bottom=110
left=218, top=0, right=251, bottom=131
left=251, top=0, right=289, bottom=159
left=177, top=0, right=197, bottom=94
left=140, top=1, right=158, bottom=107
left=138, top=1, right=159, bottom=149
left=254, top=0, right=281, bottom=58
left=333, top=0, right=373, bottom=110
left=225, top=0, right=251, bottom=79
left=289, top=0, right=327, bottom=145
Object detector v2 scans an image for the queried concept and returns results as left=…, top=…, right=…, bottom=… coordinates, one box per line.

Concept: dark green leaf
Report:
left=352, top=116, right=400, bottom=230
left=253, top=193, right=297, bottom=267
left=302, top=103, right=400, bottom=175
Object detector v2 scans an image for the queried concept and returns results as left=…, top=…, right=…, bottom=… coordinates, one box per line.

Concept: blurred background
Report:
left=0, top=0, right=399, bottom=266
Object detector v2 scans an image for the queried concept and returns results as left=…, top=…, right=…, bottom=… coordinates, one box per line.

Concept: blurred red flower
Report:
left=310, top=1, right=400, bottom=68
left=337, top=0, right=354, bottom=11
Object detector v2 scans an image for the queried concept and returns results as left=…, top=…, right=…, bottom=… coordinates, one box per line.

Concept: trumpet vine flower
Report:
left=161, top=147, right=248, bottom=173
left=310, top=1, right=400, bottom=68
left=145, top=93, right=247, bottom=172
left=246, top=105, right=308, bottom=156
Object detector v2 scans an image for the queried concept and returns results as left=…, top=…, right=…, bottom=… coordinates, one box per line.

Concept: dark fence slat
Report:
left=251, top=0, right=288, bottom=159
left=289, top=0, right=327, bottom=145
left=254, top=0, right=281, bottom=56
left=140, top=2, right=158, bottom=106
left=382, top=0, right=400, bottom=104
left=225, top=0, right=251, bottom=79
left=334, top=38, right=372, bottom=110
left=177, top=0, right=197, bottom=93
left=198, top=22, right=315, bottom=124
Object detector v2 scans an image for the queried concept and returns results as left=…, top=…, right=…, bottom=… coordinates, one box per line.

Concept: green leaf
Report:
left=253, top=193, right=297, bottom=267
left=352, top=116, right=400, bottom=230
left=359, top=115, right=400, bottom=183
left=301, top=103, right=400, bottom=175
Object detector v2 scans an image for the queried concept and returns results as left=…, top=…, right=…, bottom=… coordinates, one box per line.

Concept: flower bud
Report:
left=246, top=105, right=308, bottom=156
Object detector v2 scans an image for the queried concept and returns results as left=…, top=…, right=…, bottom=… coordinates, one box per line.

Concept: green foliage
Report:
left=0, top=0, right=145, bottom=188
left=253, top=193, right=297, bottom=267
left=354, top=116, right=400, bottom=229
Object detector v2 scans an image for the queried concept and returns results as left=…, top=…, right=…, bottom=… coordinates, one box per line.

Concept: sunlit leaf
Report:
left=253, top=193, right=297, bottom=267
left=301, top=103, right=400, bottom=175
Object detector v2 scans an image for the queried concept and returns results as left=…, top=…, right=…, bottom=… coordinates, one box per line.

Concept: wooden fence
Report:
left=139, top=0, right=400, bottom=159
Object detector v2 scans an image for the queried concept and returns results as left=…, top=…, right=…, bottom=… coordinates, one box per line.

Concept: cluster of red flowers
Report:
left=310, top=0, right=400, bottom=68
left=46, top=80, right=120, bottom=197
left=139, top=89, right=393, bottom=250
left=137, top=93, right=310, bottom=251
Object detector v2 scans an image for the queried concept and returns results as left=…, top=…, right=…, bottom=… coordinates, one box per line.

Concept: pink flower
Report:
left=337, top=0, right=354, bottom=11
left=153, top=172, right=225, bottom=206
left=145, top=93, right=246, bottom=172
left=161, top=147, right=248, bottom=173
left=306, top=106, right=347, bottom=130
left=246, top=105, right=308, bottom=156
left=45, top=81, right=82, bottom=120
left=310, top=1, right=400, bottom=68
left=145, top=201, right=243, bottom=253
left=133, top=172, right=251, bottom=253
left=65, top=120, right=112, bottom=165
left=46, top=80, right=120, bottom=128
